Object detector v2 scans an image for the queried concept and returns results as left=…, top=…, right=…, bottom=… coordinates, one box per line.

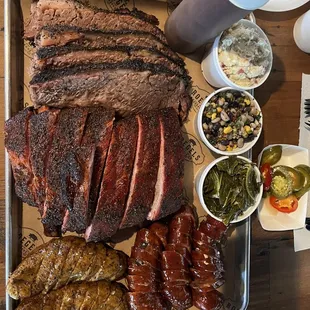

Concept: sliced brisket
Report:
left=120, top=111, right=161, bottom=229
left=4, top=108, right=37, bottom=206
left=85, top=117, right=138, bottom=242
left=62, top=108, right=114, bottom=233
left=25, top=0, right=166, bottom=43
left=32, top=46, right=185, bottom=76
left=35, top=26, right=184, bottom=66
left=29, top=63, right=191, bottom=121
left=147, top=108, right=185, bottom=221
left=42, top=108, right=88, bottom=228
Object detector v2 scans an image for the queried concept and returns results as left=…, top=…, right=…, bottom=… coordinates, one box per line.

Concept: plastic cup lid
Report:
left=230, top=0, right=270, bottom=10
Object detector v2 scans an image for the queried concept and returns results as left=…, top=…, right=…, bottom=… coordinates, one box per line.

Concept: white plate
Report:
left=260, top=0, right=309, bottom=12
left=257, top=144, right=309, bottom=231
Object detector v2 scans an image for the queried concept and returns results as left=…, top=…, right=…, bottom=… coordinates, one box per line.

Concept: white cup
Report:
left=293, top=10, right=310, bottom=53
left=201, top=19, right=273, bottom=90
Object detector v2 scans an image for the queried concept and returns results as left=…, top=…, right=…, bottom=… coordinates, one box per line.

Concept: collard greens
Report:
left=203, top=156, right=261, bottom=225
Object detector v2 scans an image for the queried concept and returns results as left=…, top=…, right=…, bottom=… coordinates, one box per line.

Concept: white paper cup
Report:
left=195, top=156, right=263, bottom=224
left=201, top=19, right=273, bottom=90
left=293, top=10, right=310, bottom=53
left=196, top=87, right=263, bottom=156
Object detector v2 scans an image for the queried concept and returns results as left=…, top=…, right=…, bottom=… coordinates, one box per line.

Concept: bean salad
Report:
left=202, top=90, right=262, bottom=152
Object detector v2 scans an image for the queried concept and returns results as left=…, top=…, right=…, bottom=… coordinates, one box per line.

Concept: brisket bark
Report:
left=35, top=26, right=184, bottom=66
left=25, top=0, right=166, bottom=43
left=120, top=111, right=161, bottom=229
left=42, top=108, right=88, bottom=228
left=29, top=63, right=191, bottom=121
left=4, top=108, right=37, bottom=207
left=85, top=117, right=138, bottom=242
left=32, top=46, right=185, bottom=76
left=147, top=108, right=185, bottom=221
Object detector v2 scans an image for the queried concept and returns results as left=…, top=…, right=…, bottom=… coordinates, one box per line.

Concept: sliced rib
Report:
left=62, top=108, right=114, bottom=233
left=4, top=108, right=37, bottom=206
left=85, top=117, right=138, bottom=242
left=147, top=108, right=185, bottom=221
left=24, top=0, right=166, bottom=43
left=83, top=108, right=115, bottom=217
left=29, top=108, right=61, bottom=236
left=42, top=108, right=88, bottom=228
left=120, top=111, right=161, bottom=229
left=29, top=63, right=191, bottom=121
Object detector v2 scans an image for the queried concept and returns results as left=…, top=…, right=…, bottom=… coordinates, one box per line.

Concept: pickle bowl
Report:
left=195, top=156, right=263, bottom=224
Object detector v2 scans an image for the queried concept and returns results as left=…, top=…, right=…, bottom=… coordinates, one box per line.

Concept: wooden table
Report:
left=0, top=2, right=310, bottom=309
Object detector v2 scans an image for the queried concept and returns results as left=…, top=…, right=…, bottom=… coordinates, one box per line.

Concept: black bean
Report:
left=203, top=116, right=211, bottom=124
left=244, top=135, right=255, bottom=143
left=221, top=140, right=229, bottom=146
left=213, top=123, right=220, bottom=131
left=227, top=111, right=234, bottom=120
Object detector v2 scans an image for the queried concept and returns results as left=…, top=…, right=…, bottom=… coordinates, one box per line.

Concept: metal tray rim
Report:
left=5, top=0, right=13, bottom=309
left=3, top=1, right=251, bottom=309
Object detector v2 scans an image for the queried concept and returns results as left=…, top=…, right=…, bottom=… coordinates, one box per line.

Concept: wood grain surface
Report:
left=0, top=2, right=310, bottom=309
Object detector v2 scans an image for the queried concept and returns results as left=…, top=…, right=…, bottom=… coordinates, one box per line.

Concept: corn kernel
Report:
left=207, top=112, right=212, bottom=118
left=211, top=113, right=217, bottom=120
left=233, top=144, right=237, bottom=149
left=223, top=126, right=232, bottom=134
left=226, top=145, right=233, bottom=151
left=217, top=107, right=222, bottom=113
left=244, top=99, right=251, bottom=105
left=211, top=102, right=216, bottom=108
left=244, top=125, right=252, bottom=133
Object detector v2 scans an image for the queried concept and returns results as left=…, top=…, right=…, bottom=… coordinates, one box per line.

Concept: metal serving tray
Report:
left=4, top=1, right=251, bottom=309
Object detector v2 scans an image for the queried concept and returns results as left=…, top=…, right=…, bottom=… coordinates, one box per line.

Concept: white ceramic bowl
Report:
left=201, top=19, right=273, bottom=90
left=257, top=144, right=309, bottom=231
left=196, top=87, right=263, bottom=156
left=196, top=156, right=263, bottom=224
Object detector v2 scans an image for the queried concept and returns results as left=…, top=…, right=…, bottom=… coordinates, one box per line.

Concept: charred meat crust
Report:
left=82, top=109, right=115, bottom=221
left=33, top=46, right=186, bottom=77
left=35, top=45, right=184, bottom=69
left=25, top=1, right=164, bottom=41
left=35, top=26, right=184, bottom=66
left=68, top=1, right=159, bottom=26
left=147, top=108, right=185, bottom=220
left=42, top=108, right=88, bottom=227
left=4, top=108, right=38, bottom=206
left=30, top=60, right=190, bottom=86
left=37, top=26, right=168, bottom=47
left=85, top=117, right=138, bottom=241
left=120, top=112, right=161, bottom=229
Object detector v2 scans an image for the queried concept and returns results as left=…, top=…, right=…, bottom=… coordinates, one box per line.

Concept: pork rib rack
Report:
left=5, top=107, right=185, bottom=240
left=26, top=0, right=192, bottom=121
